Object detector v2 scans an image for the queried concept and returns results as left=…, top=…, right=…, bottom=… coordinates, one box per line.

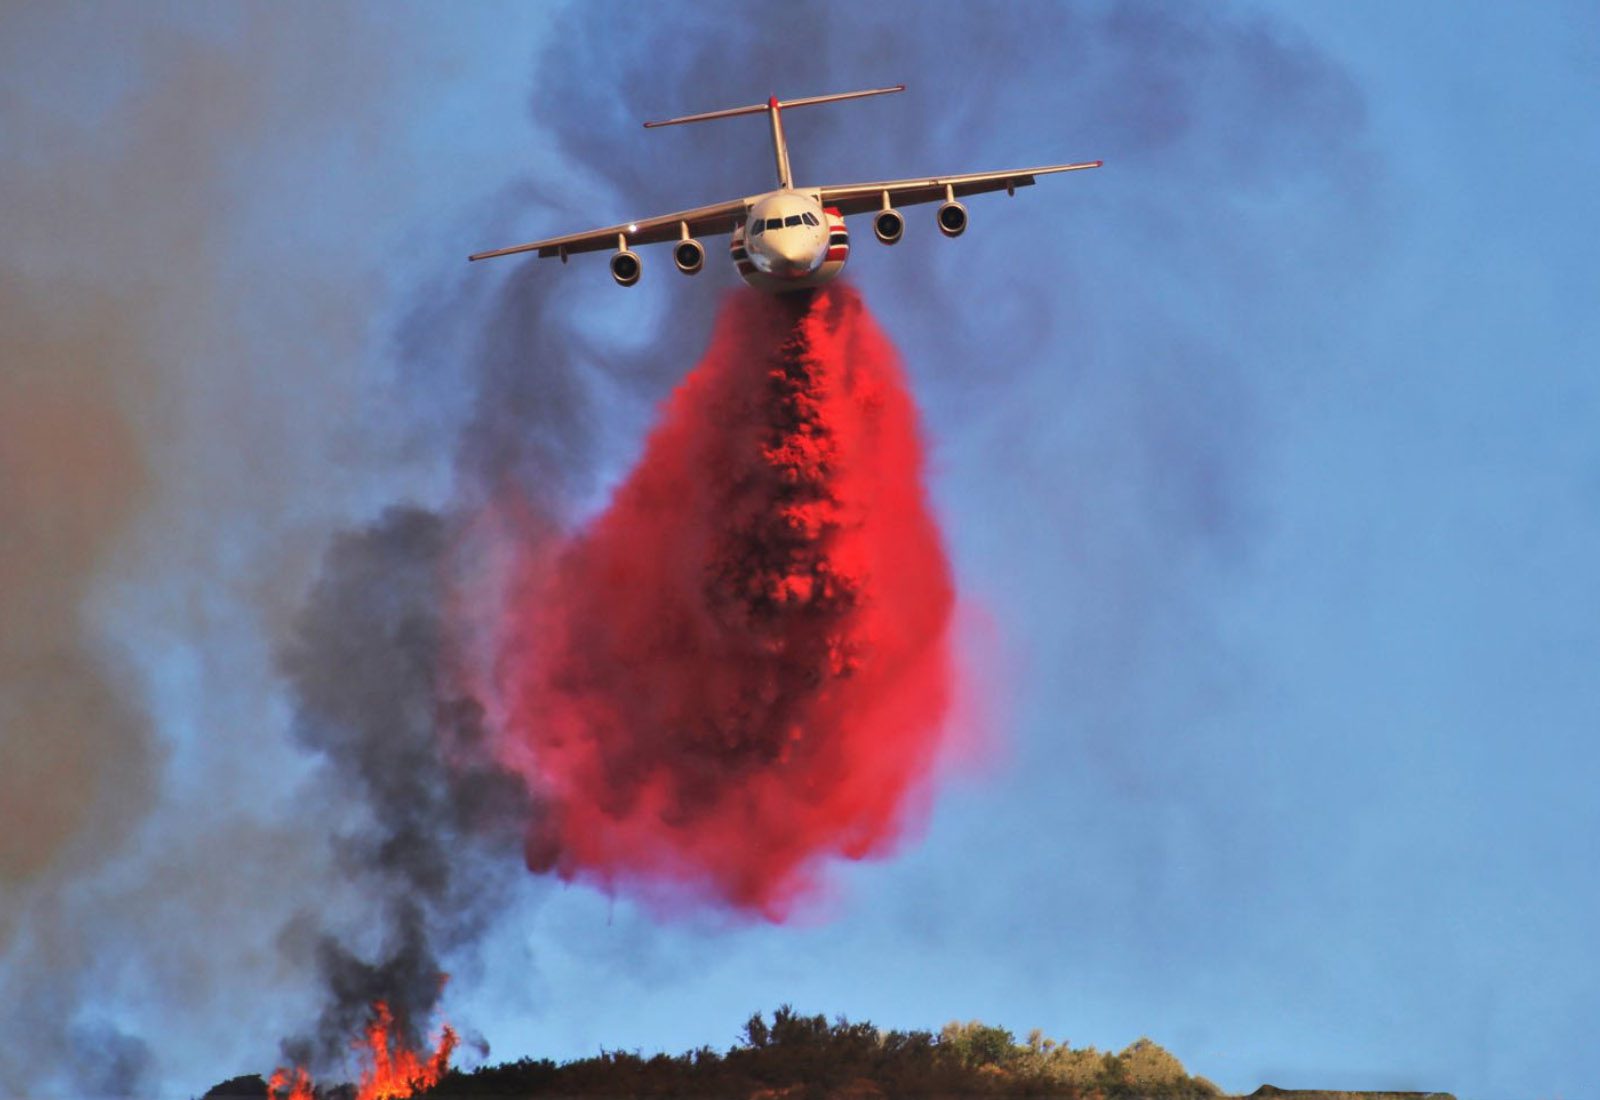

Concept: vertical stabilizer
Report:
left=766, top=96, right=792, bottom=189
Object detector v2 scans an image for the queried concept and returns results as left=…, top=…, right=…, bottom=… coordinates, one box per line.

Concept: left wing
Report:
left=468, top=196, right=749, bottom=262
left=818, top=161, right=1102, bottom=215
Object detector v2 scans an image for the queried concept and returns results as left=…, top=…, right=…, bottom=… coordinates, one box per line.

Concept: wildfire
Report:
left=266, top=1067, right=313, bottom=1100
left=267, top=1001, right=457, bottom=1100
left=353, top=1001, right=458, bottom=1100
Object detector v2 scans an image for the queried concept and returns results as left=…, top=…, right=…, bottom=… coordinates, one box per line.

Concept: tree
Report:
left=1118, top=1037, right=1189, bottom=1090
left=939, top=1020, right=1017, bottom=1068
left=745, top=1011, right=772, bottom=1050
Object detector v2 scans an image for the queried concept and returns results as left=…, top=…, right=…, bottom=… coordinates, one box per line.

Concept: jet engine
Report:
left=610, top=247, right=642, bottom=287
left=673, top=238, right=706, bottom=275
left=936, top=199, right=968, bottom=238
left=873, top=208, right=905, bottom=245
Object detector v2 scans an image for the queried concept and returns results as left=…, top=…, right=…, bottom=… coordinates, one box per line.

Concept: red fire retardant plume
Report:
left=497, top=285, right=955, bottom=918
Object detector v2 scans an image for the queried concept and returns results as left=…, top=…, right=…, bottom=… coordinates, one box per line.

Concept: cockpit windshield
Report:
left=752, top=209, right=821, bottom=236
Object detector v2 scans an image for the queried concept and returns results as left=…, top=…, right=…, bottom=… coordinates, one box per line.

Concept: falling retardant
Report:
left=494, top=284, right=956, bottom=918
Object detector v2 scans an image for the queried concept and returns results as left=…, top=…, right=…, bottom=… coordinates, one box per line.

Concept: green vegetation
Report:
left=418, top=1005, right=1223, bottom=1099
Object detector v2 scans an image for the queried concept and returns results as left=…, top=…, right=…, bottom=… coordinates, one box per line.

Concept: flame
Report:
left=353, top=1001, right=458, bottom=1100
left=266, top=1067, right=313, bottom=1100
left=267, top=1001, right=457, bottom=1100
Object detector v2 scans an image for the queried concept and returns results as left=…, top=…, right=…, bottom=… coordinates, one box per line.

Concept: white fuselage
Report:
left=730, top=189, right=850, bottom=292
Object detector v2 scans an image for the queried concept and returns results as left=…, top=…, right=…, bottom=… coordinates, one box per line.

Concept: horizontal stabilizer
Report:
left=644, top=84, right=905, bottom=128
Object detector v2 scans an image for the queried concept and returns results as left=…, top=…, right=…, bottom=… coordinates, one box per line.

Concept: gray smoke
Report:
left=274, top=506, right=530, bottom=1066
left=263, top=261, right=652, bottom=1076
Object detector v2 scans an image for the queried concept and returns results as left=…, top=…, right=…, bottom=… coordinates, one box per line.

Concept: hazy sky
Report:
left=2, top=3, right=1596, bottom=1098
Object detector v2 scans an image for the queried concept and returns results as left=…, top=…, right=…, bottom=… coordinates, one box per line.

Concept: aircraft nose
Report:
left=771, top=234, right=823, bottom=275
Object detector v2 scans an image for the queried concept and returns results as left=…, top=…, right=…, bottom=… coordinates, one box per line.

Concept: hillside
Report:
left=203, top=1006, right=1454, bottom=1100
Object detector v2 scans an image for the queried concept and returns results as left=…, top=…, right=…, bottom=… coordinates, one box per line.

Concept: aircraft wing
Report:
left=817, top=161, right=1102, bottom=215
left=468, top=196, right=749, bottom=262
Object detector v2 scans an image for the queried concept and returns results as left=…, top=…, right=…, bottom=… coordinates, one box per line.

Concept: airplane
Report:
left=467, top=85, right=1101, bottom=293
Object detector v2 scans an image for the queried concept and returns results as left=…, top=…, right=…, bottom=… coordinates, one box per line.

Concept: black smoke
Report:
left=274, top=506, right=528, bottom=1066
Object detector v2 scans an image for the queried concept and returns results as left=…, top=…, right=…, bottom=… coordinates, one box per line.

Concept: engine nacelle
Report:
left=673, top=238, right=705, bottom=275
left=936, top=200, right=968, bottom=238
left=610, top=248, right=642, bottom=287
left=873, top=208, right=905, bottom=245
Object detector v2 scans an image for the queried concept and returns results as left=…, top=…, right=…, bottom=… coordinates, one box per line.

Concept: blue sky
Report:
left=2, top=3, right=1597, bottom=1098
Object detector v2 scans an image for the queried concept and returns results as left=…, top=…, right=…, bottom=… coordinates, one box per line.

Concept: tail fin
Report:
left=644, top=85, right=905, bottom=189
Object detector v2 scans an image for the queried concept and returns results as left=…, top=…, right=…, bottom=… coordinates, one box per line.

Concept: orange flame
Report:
left=266, top=1066, right=313, bottom=1100
left=353, top=1001, right=458, bottom=1100
left=267, top=1001, right=456, bottom=1100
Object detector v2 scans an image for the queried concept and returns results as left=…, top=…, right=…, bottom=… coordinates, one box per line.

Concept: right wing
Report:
left=468, top=196, right=749, bottom=262
left=818, top=161, right=1102, bottom=215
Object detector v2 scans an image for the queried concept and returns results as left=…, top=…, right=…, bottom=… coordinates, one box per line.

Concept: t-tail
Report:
left=643, top=85, right=906, bottom=190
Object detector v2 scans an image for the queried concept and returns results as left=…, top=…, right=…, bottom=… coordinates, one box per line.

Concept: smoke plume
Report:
left=273, top=507, right=529, bottom=1068
left=0, top=286, right=158, bottom=895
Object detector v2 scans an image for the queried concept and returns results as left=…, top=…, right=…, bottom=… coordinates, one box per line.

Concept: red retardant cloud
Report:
left=495, top=284, right=955, bottom=919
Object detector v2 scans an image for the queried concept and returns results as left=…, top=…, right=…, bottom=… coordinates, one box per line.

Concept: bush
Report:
left=412, top=1008, right=1216, bottom=1100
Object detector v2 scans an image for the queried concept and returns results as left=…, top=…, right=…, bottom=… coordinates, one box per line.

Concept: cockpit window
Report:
left=749, top=219, right=765, bottom=236
left=801, top=212, right=820, bottom=226
left=765, top=218, right=784, bottom=231
left=784, top=214, right=802, bottom=227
